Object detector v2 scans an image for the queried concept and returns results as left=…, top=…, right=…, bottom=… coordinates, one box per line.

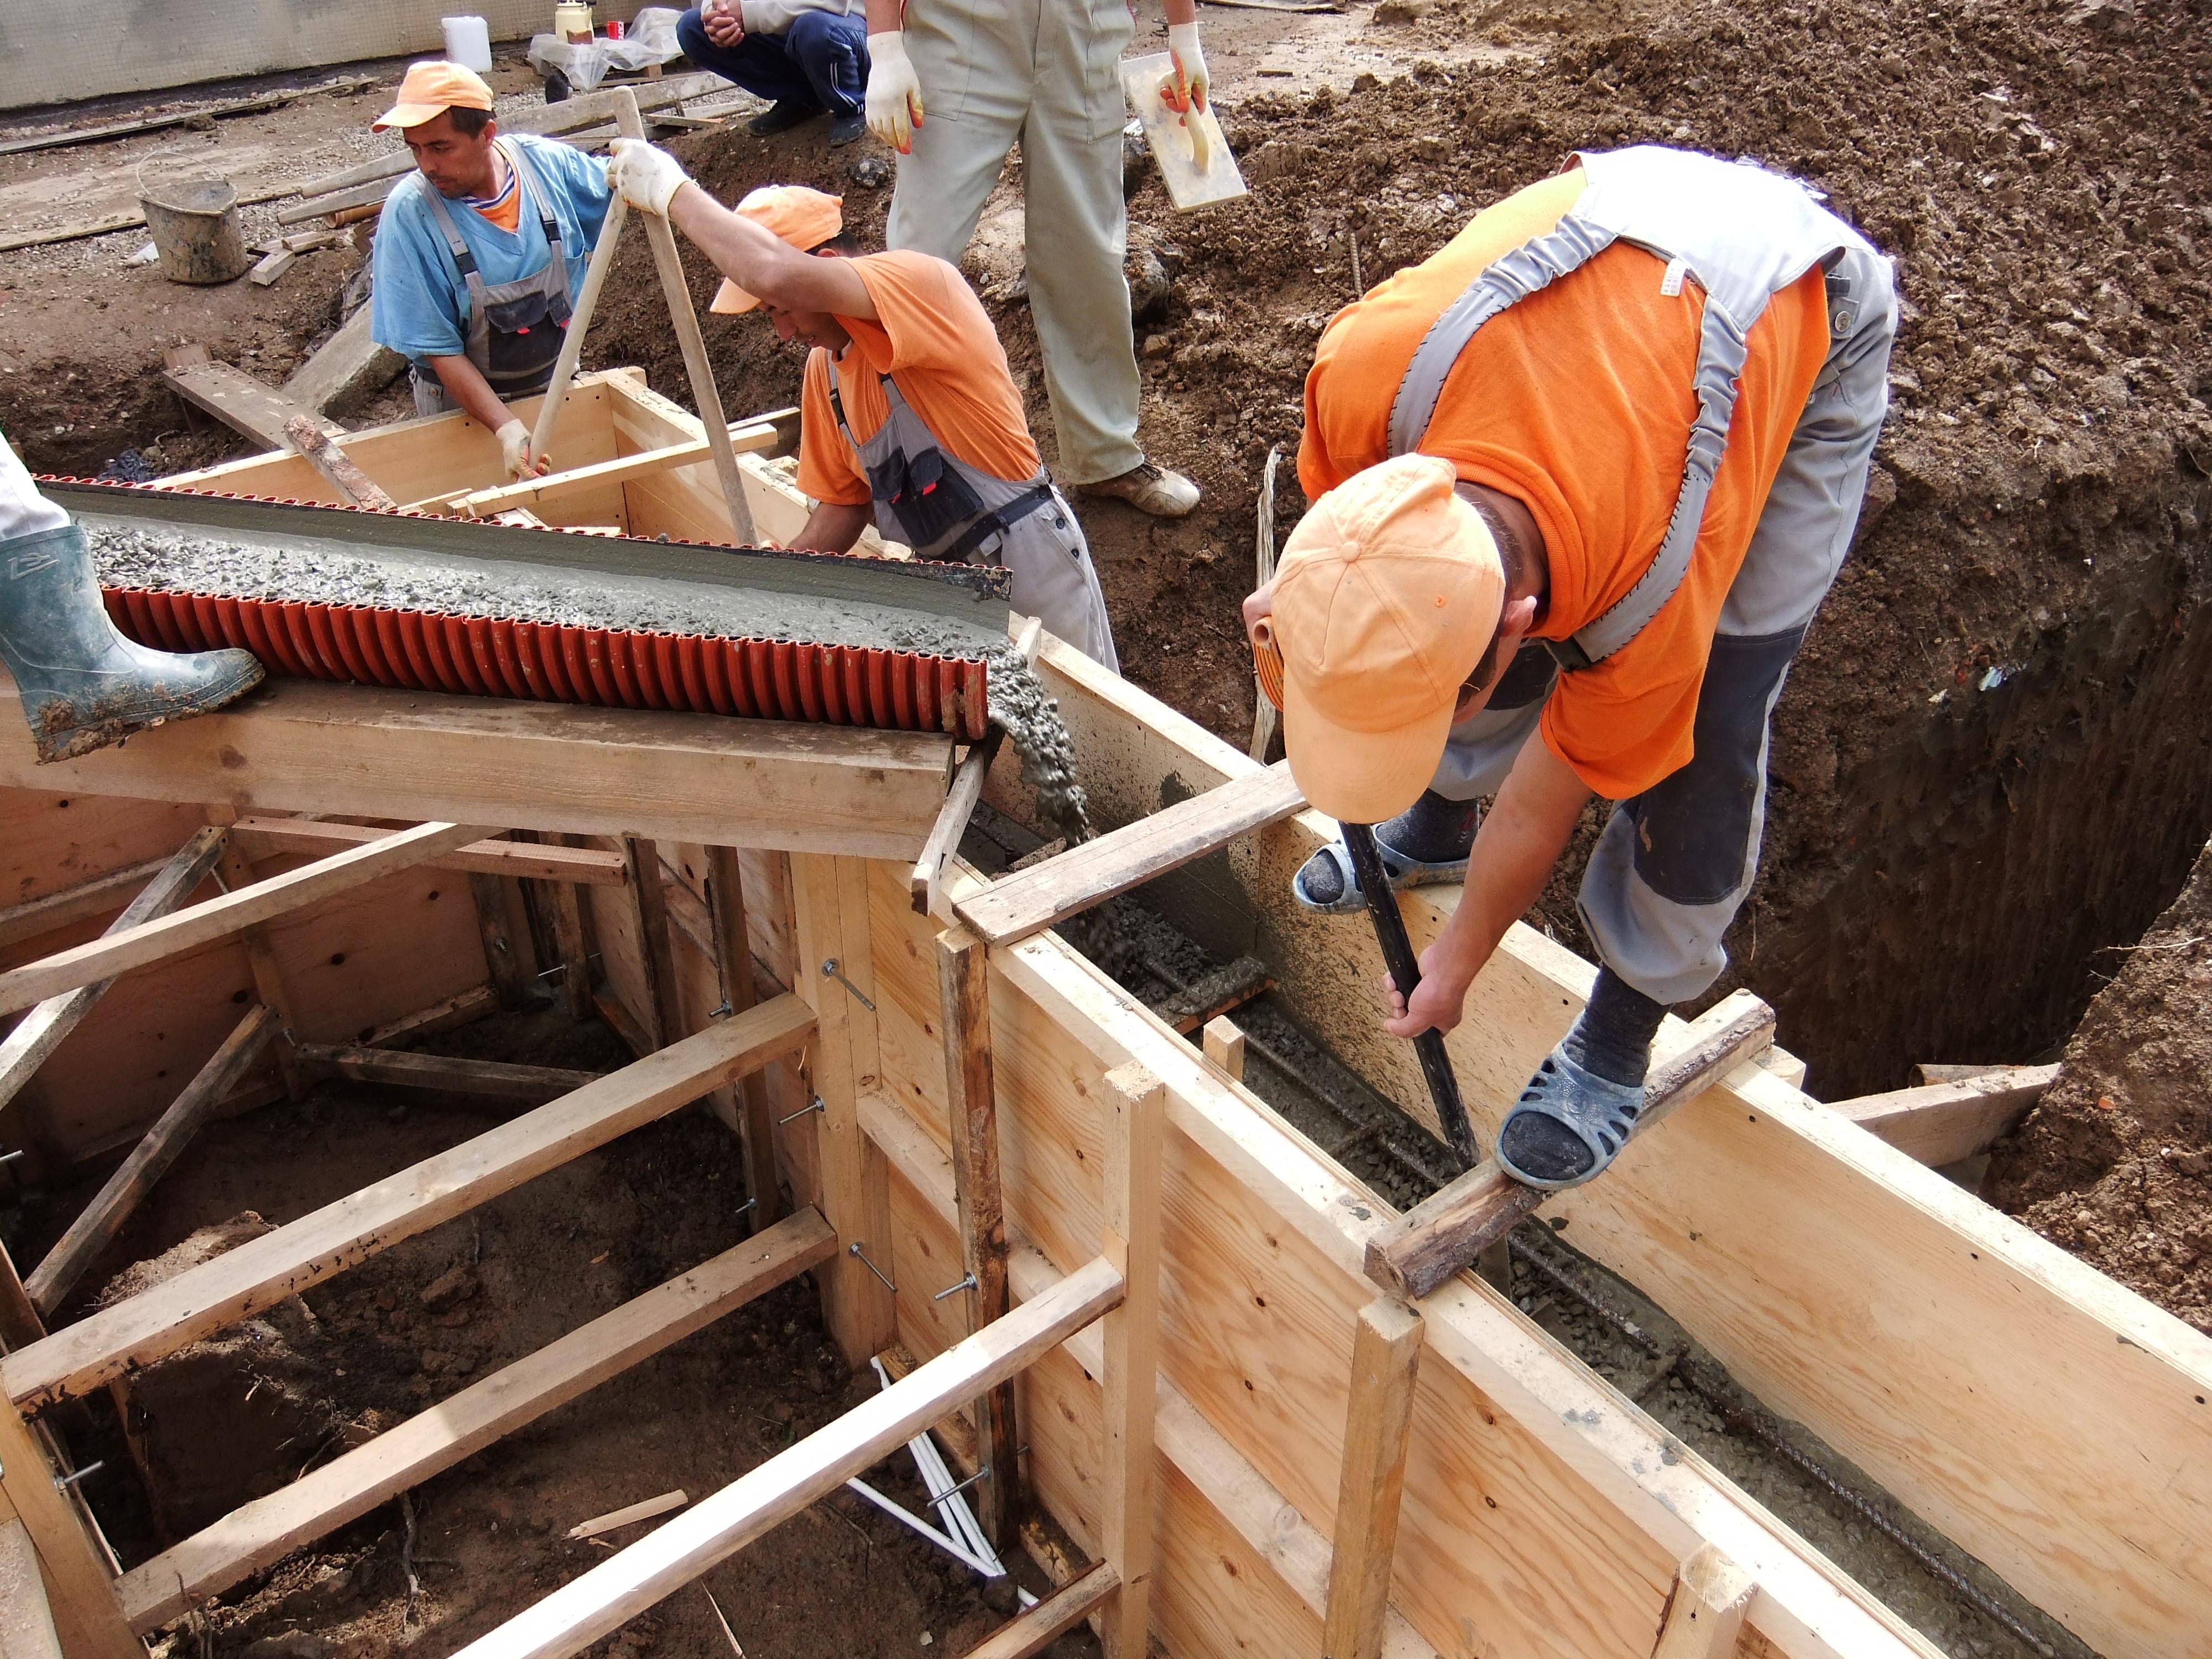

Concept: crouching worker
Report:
left=369, top=61, right=614, bottom=481
left=603, top=142, right=1119, bottom=669
left=0, top=431, right=260, bottom=763
left=1246, top=147, right=1896, bottom=1190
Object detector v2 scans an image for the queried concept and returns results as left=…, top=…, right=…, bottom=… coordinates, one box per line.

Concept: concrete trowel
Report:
left=1121, top=51, right=1248, bottom=211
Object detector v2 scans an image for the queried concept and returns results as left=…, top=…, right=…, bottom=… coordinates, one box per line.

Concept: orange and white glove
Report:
left=865, top=31, right=925, bottom=153
left=606, top=138, right=690, bottom=216
left=1165, top=22, right=1209, bottom=114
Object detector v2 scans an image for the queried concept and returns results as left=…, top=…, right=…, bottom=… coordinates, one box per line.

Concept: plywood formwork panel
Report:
left=0, top=790, right=209, bottom=912
left=1016, top=634, right=2212, bottom=1659
left=865, top=858, right=1923, bottom=1659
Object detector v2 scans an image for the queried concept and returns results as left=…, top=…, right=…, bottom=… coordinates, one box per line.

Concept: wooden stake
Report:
left=280, top=414, right=397, bottom=510
left=1098, top=1064, right=1164, bottom=1659
left=27, top=1007, right=279, bottom=1318
left=207, top=817, right=308, bottom=1101
left=609, top=89, right=757, bottom=544
left=567, top=1490, right=689, bottom=1542
left=468, top=873, right=531, bottom=1011
left=935, top=927, right=1019, bottom=1546
left=1320, top=1298, right=1425, bottom=1659
left=1651, top=1545, right=1756, bottom=1659
left=0, top=1396, right=139, bottom=1659
left=1200, top=1015, right=1246, bottom=1082
left=706, top=847, right=782, bottom=1232
left=620, top=839, right=684, bottom=1050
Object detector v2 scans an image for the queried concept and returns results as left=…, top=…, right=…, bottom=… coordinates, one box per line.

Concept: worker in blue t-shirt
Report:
left=368, top=61, right=613, bottom=481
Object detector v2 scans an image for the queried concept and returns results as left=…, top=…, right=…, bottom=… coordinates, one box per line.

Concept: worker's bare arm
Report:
left=667, top=185, right=877, bottom=319
left=1164, top=0, right=1197, bottom=24
left=1382, top=733, right=1589, bottom=1039
left=787, top=499, right=874, bottom=554
left=864, top=0, right=899, bottom=30
left=427, top=354, right=518, bottom=440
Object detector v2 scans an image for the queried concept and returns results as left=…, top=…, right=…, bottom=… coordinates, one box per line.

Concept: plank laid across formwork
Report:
left=0, top=676, right=957, bottom=862
left=1019, top=635, right=2212, bottom=1659
left=867, top=857, right=1933, bottom=1659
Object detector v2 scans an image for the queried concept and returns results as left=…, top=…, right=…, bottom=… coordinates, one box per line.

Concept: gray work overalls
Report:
left=411, top=139, right=577, bottom=418
left=829, top=369, right=1119, bottom=670
left=1399, top=146, right=1898, bottom=1005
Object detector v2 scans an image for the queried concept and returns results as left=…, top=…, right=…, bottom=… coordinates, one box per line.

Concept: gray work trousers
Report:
left=885, top=0, right=1144, bottom=486
left=1430, top=243, right=1898, bottom=1006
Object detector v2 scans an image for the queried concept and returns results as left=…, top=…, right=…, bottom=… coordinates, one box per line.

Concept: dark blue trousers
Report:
left=676, top=8, right=869, bottom=118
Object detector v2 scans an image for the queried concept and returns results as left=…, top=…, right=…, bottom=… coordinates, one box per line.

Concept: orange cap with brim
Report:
left=1274, top=453, right=1505, bottom=825
left=373, top=61, right=497, bottom=131
left=709, top=186, right=846, bottom=312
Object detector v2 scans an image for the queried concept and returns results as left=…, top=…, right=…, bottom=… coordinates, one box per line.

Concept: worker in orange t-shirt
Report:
left=1244, top=148, right=1897, bottom=1190
left=603, top=143, right=1117, bottom=668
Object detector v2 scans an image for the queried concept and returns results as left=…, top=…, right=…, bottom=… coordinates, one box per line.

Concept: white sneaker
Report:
left=1077, top=460, right=1200, bottom=518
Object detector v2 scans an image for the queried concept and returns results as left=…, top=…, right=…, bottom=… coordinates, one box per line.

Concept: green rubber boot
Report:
left=0, top=524, right=263, bottom=763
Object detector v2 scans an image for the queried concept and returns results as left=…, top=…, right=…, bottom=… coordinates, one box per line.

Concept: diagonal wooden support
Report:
left=1364, top=994, right=1777, bottom=1302
left=952, top=760, right=1306, bottom=947
left=1320, top=1297, right=1425, bottom=1659
left=959, top=1562, right=1119, bottom=1659
left=0, top=1396, right=139, bottom=1659
left=27, top=1006, right=279, bottom=1318
left=935, top=926, right=1020, bottom=1546
left=1097, top=1065, right=1164, bottom=1659
left=1651, top=1545, right=1757, bottom=1658
left=706, top=846, right=782, bottom=1233
left=1828, top=1065, right=2060, bottom=1168
left=0, top=821, right=489, bottom=1018
left=226, top=819, right=628, bottom=885
left=291, top=1044, right=602, bottom=1102
left=206, top=813, right=307, bottom=1100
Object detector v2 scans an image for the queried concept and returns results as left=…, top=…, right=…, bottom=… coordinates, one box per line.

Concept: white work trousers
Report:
left=886, top=0, right=1144, bottom=486
left=0, top=433, right=67, bottom=542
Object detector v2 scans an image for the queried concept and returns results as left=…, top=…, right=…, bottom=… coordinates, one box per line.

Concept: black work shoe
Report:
left=748, top=100, right=822, bottom=136
left=829, top=112, right=866, bottom=146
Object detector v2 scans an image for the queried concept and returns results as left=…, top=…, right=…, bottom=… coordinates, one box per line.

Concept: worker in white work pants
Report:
left=0, top=431, right=261, bottom=763
left=860, top=0, right=1207, bottom=519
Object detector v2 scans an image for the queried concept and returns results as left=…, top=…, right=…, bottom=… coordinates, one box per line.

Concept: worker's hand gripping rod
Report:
left=1340, top=821, right=1479, bottom=1169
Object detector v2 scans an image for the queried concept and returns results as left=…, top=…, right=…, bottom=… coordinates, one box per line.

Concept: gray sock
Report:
left=1560, top=968, right=1668, bottom=1087
left=1299, top=790, right=1478, bottom=904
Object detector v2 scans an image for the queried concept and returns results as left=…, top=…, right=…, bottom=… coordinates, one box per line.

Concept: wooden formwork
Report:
left=0, top=375, right=2201, bottom=1657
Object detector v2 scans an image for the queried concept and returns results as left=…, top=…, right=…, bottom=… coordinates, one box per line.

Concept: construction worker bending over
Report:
left=0, top=430, right=260, bottom=763
left=860, top=0, right=1205, bottom=520
left=369, top=62, right=613, bottom=481
left=606, top=144, right=1118, bottom=667
left=1246, top=147, right=1895, bottom=1190
left=677, top=1, right=870, bottom=146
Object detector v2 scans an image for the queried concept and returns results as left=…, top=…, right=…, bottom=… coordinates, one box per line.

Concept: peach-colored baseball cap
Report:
left=373, top=61, right=497, bottom=131
left=710, top=186, right=847, bottom=312
left=1272, top=453, right=1505, bottom=825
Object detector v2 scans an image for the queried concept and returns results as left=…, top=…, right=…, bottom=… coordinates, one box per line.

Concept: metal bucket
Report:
left=136, top=166, right=249, bottom=285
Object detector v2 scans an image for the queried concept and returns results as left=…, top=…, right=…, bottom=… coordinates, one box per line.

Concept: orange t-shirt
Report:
left=1300, top=167, right=1833, bottom=800
left=465, top=147, right=523, bottom=233
left=797, top=251, right=1041, bottom=509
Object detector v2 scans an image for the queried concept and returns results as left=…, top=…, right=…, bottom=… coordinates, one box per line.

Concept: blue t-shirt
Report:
left=370, top=133, right=612, bottom=369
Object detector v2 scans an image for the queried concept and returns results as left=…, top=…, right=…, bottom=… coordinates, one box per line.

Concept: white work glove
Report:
left=865, top=31, right=926, bottom=154
left=495, top=419, right=542, bottom=482
left=606, top=138, right=690, bottom=217
left=1166, top=22, right=1209, bottom=114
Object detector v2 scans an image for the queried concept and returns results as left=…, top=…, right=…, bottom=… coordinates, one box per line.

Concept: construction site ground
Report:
left=2, top=1, right=2210, bottom=1654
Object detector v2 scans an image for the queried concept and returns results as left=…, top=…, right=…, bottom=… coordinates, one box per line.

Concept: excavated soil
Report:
left=1986, top=834, right=2212, bottom=1335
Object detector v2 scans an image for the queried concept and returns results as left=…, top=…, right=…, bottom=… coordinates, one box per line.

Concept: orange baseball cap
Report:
left=1271, top=454, right=1505, bottom=825
left=373, top=61, right=497, bottom=131
left=710, top=186, right=847, bottom=313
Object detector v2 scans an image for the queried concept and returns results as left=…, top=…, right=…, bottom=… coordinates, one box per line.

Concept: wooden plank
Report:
left=278, top=305, right=405, bottom=419
left=1651, top=1546, right=1757, bottom=1659
left=360, top=985, right=498, bottom=1050
left=611, top=90, right=755, bottom=544
left=1320, top=1298, right=1425, bottom=1659
left=0, top=182, right=296, bottom=254
left=248, top=249, right=297, bottom=288
left=936, top=926, right=1020, bottom=1546
left=207, top=812, right=309, bottom=1101
left=227, top=818, right=628, bottom=886
left=0, top=681, right=955, bottom=862
left=467, top=873, right=530, bottom=1011
left=0, top=828, right=231, bottom=1115
left=114, top=1211, right=833, bottom=1632
left=1199, top=1016, right=1245, bottom=1082
left=445, top=1255, right=1123, bottom=1659
left=911, top=731, right=1003, bottom=917
left=452, top=422, right=780, bottom=519
left=705, top=846, right=781, bottom=1231
left=161, top=360, right=341, bottom=452
left=566, top=1491, right=690, bottom=1542
left=1829, top=1066, right=2058, bottom=1167
left=0, top=821, right=489, bottom=1019
left=1362, top=995, right=1777, bottom=1302
left=0, top=858, right=170, bottom=955
left=547, top=854, right=598, bottom=1023
left=281, top=415, right=397, bottom=509
left=0, top=1507, right=64, bottom=1659
left=2, top=993, right=814, bottom=1411
left=0, top=1397, right=138, bottom=1659
left=953, top=762, right=1305, bottom=947
left=1098, top=1065, right=1164, bottom=1659
left=959, top=1562, right=1119, bottom=1659
left=622, top=841, right=683, bottom=1050
left=25, top=1006, right=278, bottom=1318
left=0, top=75, right=377, bottom=159
left=294, top=1044, right=602, bottom=1102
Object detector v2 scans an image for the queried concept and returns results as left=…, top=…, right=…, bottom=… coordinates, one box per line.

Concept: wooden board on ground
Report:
left=279, top=305, right=406, bottom=419
left=161, top=350, right=342, bottom=452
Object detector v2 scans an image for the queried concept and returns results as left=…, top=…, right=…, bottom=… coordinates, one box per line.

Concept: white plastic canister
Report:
left=441, top=15, right=494, bottom=70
